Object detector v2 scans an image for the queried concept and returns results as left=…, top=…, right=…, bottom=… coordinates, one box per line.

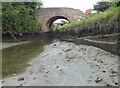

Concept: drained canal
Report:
left=1, top=33, right=119, bottom=86
left=2, top=37, right=55, bottom=78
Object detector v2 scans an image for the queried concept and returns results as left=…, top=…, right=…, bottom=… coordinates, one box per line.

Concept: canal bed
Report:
left=2, top=40, right=118, bottom=86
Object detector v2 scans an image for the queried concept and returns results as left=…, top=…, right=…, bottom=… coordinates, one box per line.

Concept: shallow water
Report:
left=2, top=38, right=55, bottom=78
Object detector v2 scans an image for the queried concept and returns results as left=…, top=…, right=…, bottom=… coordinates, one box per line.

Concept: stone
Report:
left=18, top=77, right=24, bottom=81
left=95, top=77, right=102, bottom=83
left=65, top=49, right=71, bottom=52
left=33, top=78, right=36, bottom=80
left=115, top=82, right=118, bottom=85
left=56, top=66, right=59, bottom=68
left=111, top=71, right=118, bottom=74
left=106, top=83, right=112, bottom=86
left=103, top=71, right=106, bottom=73
left=46, top=71, right=49, bottom=73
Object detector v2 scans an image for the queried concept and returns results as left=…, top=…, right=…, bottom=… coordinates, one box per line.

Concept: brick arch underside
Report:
left=46, top=16, right=70, bottom=30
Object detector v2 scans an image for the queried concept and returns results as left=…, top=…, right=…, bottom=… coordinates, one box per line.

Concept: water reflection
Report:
left=2, top=37, right=54, bottom=78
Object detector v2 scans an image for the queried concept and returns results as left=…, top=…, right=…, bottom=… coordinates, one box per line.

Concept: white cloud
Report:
left=42, top=0, right=101, bottom=12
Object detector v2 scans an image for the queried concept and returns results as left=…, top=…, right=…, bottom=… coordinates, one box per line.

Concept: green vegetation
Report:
left=51, top=24, right=55, bottom=31
left=93, top=2, right=120, bottom=12
left=94, top=2, right=110, bottom=12
left=94, top=2, right=109, bottom=12
left=2, top=2, right=43, bottom=33
left=2, top=39, right=53, bottom=78
left=58, top=6, right=120, bottom=31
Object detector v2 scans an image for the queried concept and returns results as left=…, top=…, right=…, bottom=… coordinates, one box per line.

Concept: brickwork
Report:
left=36, top=8, right=88, bottom=31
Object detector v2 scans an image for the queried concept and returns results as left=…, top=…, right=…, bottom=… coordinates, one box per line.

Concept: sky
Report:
left=42, top=0, right=101, bottom=13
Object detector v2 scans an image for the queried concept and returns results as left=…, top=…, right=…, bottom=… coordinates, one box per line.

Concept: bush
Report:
left=2, top=2, right=43, bottom=33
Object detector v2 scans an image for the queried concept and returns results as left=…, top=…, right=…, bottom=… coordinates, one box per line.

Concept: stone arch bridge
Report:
left=36, top=8, right=88, bottom=31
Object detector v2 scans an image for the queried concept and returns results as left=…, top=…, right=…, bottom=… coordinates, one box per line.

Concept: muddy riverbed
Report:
left=2, top=40, right=118, bottom=86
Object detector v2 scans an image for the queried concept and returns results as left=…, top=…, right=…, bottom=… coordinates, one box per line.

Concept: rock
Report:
left=67, top=59, right=69, bottom=61
left=106, top=83, right=112, bottom=86
left=66, top=56, right=75, bottom=60
left=44, top=75, right=47, bottom=78
left=65, top=49, right=71, bottom=52
left=87, top=80, right=92, bottom=82
left=95, top=77, right=102, bottom=83
left=2, top=80, right=4, bottom=83
left=109, top=74, right=117, bottom=77
left=33, top=78, right=36, bottom=80
left=29, top=71, right=33, bottom=74
left=99, top=60, right=103, bottom=63
left=42, top=54, right=49, bottom=58
left=111, top=71, right=118, bottom=74
left=109, top=71, right=118, bottom=77
left=66, top=56, right=69, bottom=59
left=56, top=66, right=59, bottom=68
left=46, top=71, right=49, bottom=73
left=17, top=84, right=22, bottom=87
left=115, top=82, right=118, bottom=85
left=103, top=71, right=106, bottom=73
left=18, top=77, right=24, bottom=81
left=53, top=44, right=56, bottom=46
left=59, top=52, right=62, bottom=55
left=59, top=69, right=62, bottom=71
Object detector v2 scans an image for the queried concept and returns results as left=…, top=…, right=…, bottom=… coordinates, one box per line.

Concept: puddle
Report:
left=2, top=38, right=54, bottom=78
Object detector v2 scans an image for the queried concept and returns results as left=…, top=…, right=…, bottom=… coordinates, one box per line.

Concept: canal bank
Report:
left=2, top=31, right=120, bottom=56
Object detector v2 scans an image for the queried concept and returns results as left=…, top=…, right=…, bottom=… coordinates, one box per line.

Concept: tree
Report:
left=2, top=2, right=43, bottom=33
left=109, top=1, right=120, bottom=7
left=94, top=1, right=120, bottom=12
left=94, top=2, right=110, bottom=12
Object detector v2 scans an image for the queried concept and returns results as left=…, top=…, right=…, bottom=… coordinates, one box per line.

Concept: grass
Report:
left=2, top=39, right=53, bottom=78
left=58, top=7, right=120, bottom=31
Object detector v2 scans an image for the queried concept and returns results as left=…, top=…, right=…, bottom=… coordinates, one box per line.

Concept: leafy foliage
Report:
left=110, top=1, right=120, bottom=7
left=94, top=2, right=110, bottom=12
left=93, top=2, right=120, bottom=12
left=2, top=2, right=43, bottom=33
left=51, top=24, right=55, bottom=31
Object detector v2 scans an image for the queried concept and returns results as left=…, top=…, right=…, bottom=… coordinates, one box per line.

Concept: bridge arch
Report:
left=46, top=16, right=70, bottom=30
left=36, top=8, right=88, bottom=31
